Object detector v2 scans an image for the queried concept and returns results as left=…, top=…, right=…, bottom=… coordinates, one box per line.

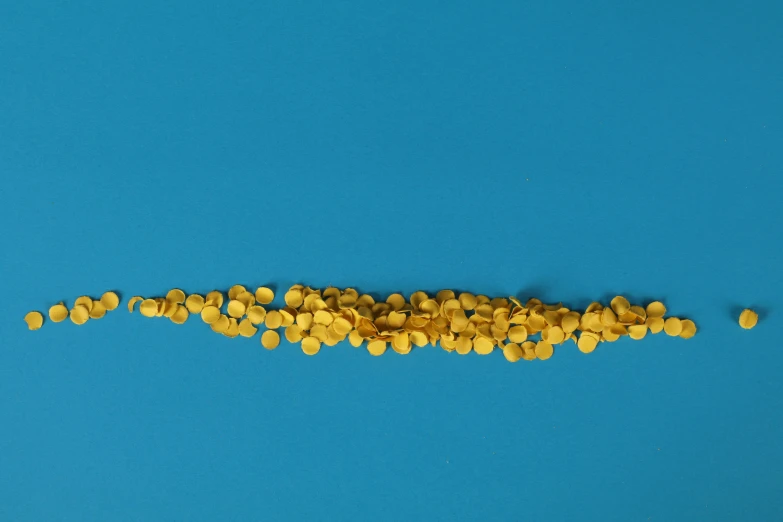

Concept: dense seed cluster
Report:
left=25, top=285, right=707, bottom=362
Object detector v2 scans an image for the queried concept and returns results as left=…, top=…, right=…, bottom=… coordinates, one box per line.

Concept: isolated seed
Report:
left=100, top=291, right=120, bottom=311
left=49, top=303, right=68, bottom=323
left=261, top=330, right=280, bottom=349
left=24, top=311, right=44, bottom=330
left=739, top=309, right=758, bottom=329
left=663, top=317, right=683, bottom=336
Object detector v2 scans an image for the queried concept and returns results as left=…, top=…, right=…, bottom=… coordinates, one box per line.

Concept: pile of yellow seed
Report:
left=26, top=285, right=706, bottom=361
left=24, top=291, right=120, bottom=330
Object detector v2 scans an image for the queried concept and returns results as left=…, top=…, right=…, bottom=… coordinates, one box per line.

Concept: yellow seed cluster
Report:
left=24, top=292, right=121, bottom=329
left=24, top=286, right=700, bottom=362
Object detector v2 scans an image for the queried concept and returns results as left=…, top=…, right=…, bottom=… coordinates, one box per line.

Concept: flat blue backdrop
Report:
left=1, top=1, right=781, bottom=520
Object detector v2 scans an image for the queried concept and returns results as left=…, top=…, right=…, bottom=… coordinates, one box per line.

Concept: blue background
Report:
left=1, top=1, right=782, bottom=520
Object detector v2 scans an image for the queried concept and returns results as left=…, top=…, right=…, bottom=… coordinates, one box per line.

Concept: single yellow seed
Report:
left=246, top=305, right=266, bottom=324
left=646, top=301, right=666, bottom=318
left=386, top=293, right=406, bottom=311
left=507, top=325, right=528, bottom=343
left=301, top=336, right=321, bottom=355
left=164, top=300, right=178, bottom=318
left=171, top=305, right=189, bottom=325
left=474, top=337, right=494, bottom=355
left=70, top=305, right=89, bottom=325
left=454, top=336, right=472, bottom=354
left=165, top=289, right=186, bottom=304
left=139, top=299, right=158, bottom=318
left=410, top=331, right=429, bottom=347
left=185, top=294, right=205, bottom=313
left=280, top=309, right=295, bottom=327
left=238, top=319, right=258, bottom=338
left=127, top=296, right=143, bottom=313
left=285, top=325, right=304, bottom=343
left=348, top=330, right=363, bottom=347
left=210, top=315, right=230, bottom=334
left=601, top=307, right=617, bottom=326
left=284, top=289, right=304, bottom=308
left=458, top=292, right=477, bottom=310
left=547, top=326, right=565, bottom=344
left=646, top=317, right=665, bottom=334
left=332, top=317, right=353, bottom=336
left=48, top=303, right=68, bottom=323
left=739, top=309, right=758, bottom=329
left=310, top=324, right=328, bottom=342
left=392, top=333, right=411, bottom=354
left=100, top=291, right=120, bottom=311
left=520, top=341, right=537, bottom=361
left=155, top=298, right=167, bottom=317
left=236, top=291, right=255, bottom=308
left=367, top=340, right=387, bottom=356
left=295, top=312, right=313, bottom=330
left=224, top=318, right=240, bottom=338
left=502, top=343, right=524, bottom=363
left=227, top=299, right=246, bottom=318
left=228, top=285, right=246, bottom=300
left=663, top=317, right=683, bottom=336
left=313, top=310, right=334, bottom=326
left=200, top=305, right=221, bottom=324
left=602, top=327, right=620, bottom=342
left=261, top=330, right=280, bottom=349
left=577, top=334, right=598, bottom=354
left=628, top=325, right=648, bottom=340
left=255, top=287, right=275, bottom=305
left=610, top=296, right=630, bottom=315
left=561, top=312, right=580, bottom=333
left=535, top=340, right=554, bottom=360
left=89, top=301, right=107, bottom=319
left=679, top=320, right=697, bottom=339
left=205, top=291, right=224, bottom=308
left=75, top=296, right=93, bottom=312
left=24, top=311, right=44, bottom=330
left=265, top=310, right=283, bottom=329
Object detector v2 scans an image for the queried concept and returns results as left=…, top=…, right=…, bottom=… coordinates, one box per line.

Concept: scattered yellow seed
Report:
left=171, top=305, right=189, bottom=325
left=228, top=285, right=246, bottom=300
left=663, top=317, right=683, bottom=336
left=246, top=305, right=267, bottom=324
left=255, top=287, right=274, bottom=305
left=367, top=340, right=387, bottom=356
left=561, top=312, right=580, bottom=333
left=474, top=337, right=494, bottom=355
left=127, top=296, right=143, bottom=313
left=100, top=291, right=120, bottom=311
left=265, top=310, right=283, bottom=329
left=75, top=296, right=93, bottom=312
left=24, top=311, right=44, bottom=330
left=224, top=318, right=240, bottom=338
left=646, top=317, right=665, bottom=334
left=205, top=291, right=224, bottom=308
left=601, top=308, right=617, bottom=326
left=301, top=336, right=321, bottom=355
left=284, top=289, right=304, bottom=308
left=507, top=325, right=528, bottom=343
left=185, top=294, right=205, bottom=313
left=646, top=301, right=666, bottom=318
left=48, top=303, right=68, bottom=323
left=237, top=319, right=257, bottom=337
left=410, top=331, right=429, bottom=347
left=679, top=320, right=697, bottom=339
left=577, top=334, right=598, bottom=354
left=547, top=326, right=565, bottom=344
left=200, top=305, right=221, bottom=324
left=261, top=330, right=280, bottom=349
left=502, top=343, right=523, bottom=362
left=70, top=305, right=89, bottom=325
left=285, top=325, right=303, bottom=343
left=610, top=296, right=630, bottom=315
left=140, top=299, right=158, bottom=318
left=166, top=289, right=186, bottom=304
left=89, top=300, right=107, bottom=319
left=386, top=293, right=406, bottom=311
left=521, top=341, right=537, bottom=360
left=279, top=309, right=295, bottom=327
left=739, top=309, right=758, bottom=329
left=227, top=299, right=246, bottom=318
left=348, top=329, right=363, bottom=347
left=211, top=315, right=230, bottom=334
left=535, top=340, right=554, bottom=360
left=313, top=310, right=334, bottom=326
left=628, top=325, right=648, bottom=340
left=458, top=292, right=477, bottom=310
left=236, top=291, right=255, bottom=308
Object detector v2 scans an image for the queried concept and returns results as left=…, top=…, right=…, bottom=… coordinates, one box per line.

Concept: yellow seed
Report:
left=617, top=311, right=637, bottom=325
left=505, top=325, right=527, bottom=343
left=24, top=311, right=44, bottom=330
left=420, top=299, right=440, bottom=317
left=280, top=309, right=295, bottom=327
left=285, top=324, right=303, bottom=343
left=127, top=296, right=143, bottom=313
left=100, top=291, right=120, bottom=311
left=205, top=291, right=224, bottom=308
left=347, top=330, right=363, bottom=347
left=739, top=309, right=758, bottom=329
left=89, top=301, right=107, bottom=319
left=284, top=289, right=304, bottom=308
left=410, top=331, right=429, bottom=347
left=367, top=340, right=387, bottom=356
left=227, top=299, right=246, bottom=318
left=75, top=296, right=93, bottom=312
left=224, top=318, right=240, bottom=338
left=547, top=326, right=565, bottom=344
left=577, top=334, right=598, bottom=354
left=48, top=303, right=68, bottom=323
left=535, top=340, right=554, bottom=360
left=235, top=291, right=254, bottom=308
left=210, top=315, right=230, bottom=334
left=521, top=341, right=537, bottom=361
left=170, top=305, right=189, bottom=324
left=561, top=312, right=580, bottom=333
left=392, top=333, right=411, bottom=354
left=200, top=305, right=221, bottom=324
left=296, top=312, right=313, bottom=330
left=163, top=300, right=178, bottom=318
left=527, top=314, right=546, bottom=331
left=228, top=285, right=246, bottom=300
left=458, top=292, right=477, bottom=310
left=679, top=320, right=697, bottom=339
left=261, top=330, right=280, bottom=349
left=610, top=296, right=630, bottom=315
left=255, top=287, right=275, bottom=305
left=185, top=294, right=205, bottom=314
left=646, top=301, right=666, bottom=318
left=165, top=289, right=185, bottom=304
left=441, top=338, right=457, bottom=352
left=601, top=308, right=617, bottom=326
left=140, top=299, right=158, bottom=318
left=386, top=293, right=406, bottom=310
left=646, top=317, right=665, bottom=334
left=502, top=343, right=523, bottom=363
left=436, top=289, right=455, bottom=303
left=265, top=310, right=283, bottom=329
left=234, top=318, right=255, bottom=337
left=301, top=336, right=321, bottom=355
left=630, top=305, right=647, bottom=322
left=310, top=324, right=328, bottom=342
left=663, top=317, right=682, bottom=336
left=333, top=317, right=353, bottom=336
left=602, top=327, right=620, bottom=342
left=155, top=298, right=167, bottom=317
left=246, top=305, right=267, bottom=324
left=70, top=305, right=89, bottom=325
left=313, top=310, right=334, bottom=326
left=473, top=337, right=494, bottom=355
left=628, top=325, right=648, bottom=340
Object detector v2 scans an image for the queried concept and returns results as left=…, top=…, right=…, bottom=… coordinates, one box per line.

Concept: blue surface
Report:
left=1, top=1, right=782, bottom=520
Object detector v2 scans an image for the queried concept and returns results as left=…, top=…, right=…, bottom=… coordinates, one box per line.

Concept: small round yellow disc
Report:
left=535, top=340, right=554, bottom=360
left=284, top=289, right=304, bottom=308
left=100, top=291, right=120, bottom=311
left=200, top=305, right=221, bottom=324
left=261, top=330, right=280, bottom=349
left=610, top=296, right=630, bottom=315
left=679, top=320, right=697, bottom=339
left=166, top=289, right=186, bottom=304
left=75, top=296, right=93, bottom=312
left=285, top=325, right=303, bottom=343
left=646, top=301, right=666, bottom=318
left=367, top=340, right=387, bottom=356
left=228, top=285, right=246, bottom=300
left=739, top=309, right=758, bottom=329
left=507, top=326, right=528, bottom=343
left=663, top=317, right=682, bottom=336
left=473, top=337, right=494, bottom=355
left=577, top=334, right=598, bottom=354
left=646, top=317, right=665, bottom=334
left=127, top=296, right=143, bottom=313
left=301, top=336, right=321, bottom=355
left=502, top=343, right=523, bottom=363
left=48, top=303, right=68, bottom=323
left=70, top=305, right=89, bottom=325
left=255, top=287, right=275, bottom=305
left=246, top=306, right=267, bottom=324
left=210, top=315, right=230, bottom=334
left=24, top=311, right=44, bottom=330
left=139, top=299, right=158, bottom=318
left=205, top=291, right=224, bottom=308
left=265, top=310, right=283, bottom=329
left=238, top=319, right=258, bottom=337
left=227, top=299, right=246, bottom=318
left=170, top=305, right=189, bottom=324
left=627, top=325, right=648, bottom=340
left=89, top=301, right=107, bottom=319
left=185, top=294, right=205, bottom=314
